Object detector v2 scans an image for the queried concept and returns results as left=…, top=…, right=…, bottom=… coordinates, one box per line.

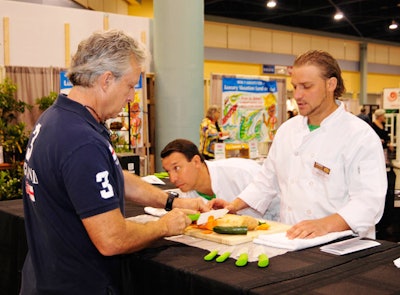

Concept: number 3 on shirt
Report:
left=96, top=171, right=114, bottom=199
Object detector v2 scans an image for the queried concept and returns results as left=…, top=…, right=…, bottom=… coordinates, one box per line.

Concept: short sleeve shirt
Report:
left=22, top=94, right=125, bottom=294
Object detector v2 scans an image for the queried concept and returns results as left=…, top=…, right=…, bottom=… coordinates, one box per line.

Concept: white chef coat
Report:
left=181, top=157, right=280, bottom=220
left=238, top=101, right=387, bottom=238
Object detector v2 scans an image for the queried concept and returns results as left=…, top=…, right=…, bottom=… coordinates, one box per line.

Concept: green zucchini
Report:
left=213, top=226, right=248, bottom=235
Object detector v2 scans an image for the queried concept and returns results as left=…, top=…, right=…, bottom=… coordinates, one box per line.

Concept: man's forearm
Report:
left=123, top=171, right=167, bottom=208
left=230, top=198, right=249, bottom=213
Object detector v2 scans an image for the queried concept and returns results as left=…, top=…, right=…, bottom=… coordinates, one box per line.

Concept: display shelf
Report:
left=105, top=73, right=155, bottom=174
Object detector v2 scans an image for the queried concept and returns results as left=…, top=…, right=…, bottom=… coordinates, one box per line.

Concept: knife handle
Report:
left=258, top=254, right=269, bottom=268
left=204, top=250, right=218, bottom=261
left=188, top=213, right=200, bottom=222
left=235, top=253, right=248, bottom=267
left=216, top=252, right=231, bottom=263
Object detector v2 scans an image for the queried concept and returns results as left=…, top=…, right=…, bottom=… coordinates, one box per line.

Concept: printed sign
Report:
left=221, top=77, right=278, bottom=143
left=60, top=71, right=73, bottom=94
left=214, top=143, right=226, bottom=160
left=383, top=88, right=400, bottom=109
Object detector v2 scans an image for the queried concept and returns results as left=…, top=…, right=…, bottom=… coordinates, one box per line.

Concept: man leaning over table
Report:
left=210, top=50, right=387, bottom=240
left=161, top=138, right=280, bottom=221
left=20, top=30, right=207, bottom=295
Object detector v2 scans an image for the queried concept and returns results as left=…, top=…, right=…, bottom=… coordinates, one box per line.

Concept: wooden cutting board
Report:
left=184, top=220, right=291, bottom=245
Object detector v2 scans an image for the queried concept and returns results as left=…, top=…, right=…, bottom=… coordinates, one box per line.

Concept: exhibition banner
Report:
left=221, top=77, right=278, bottom=142
left=130, top=74, right=144, bottom=148
left=383, top=88, right=400, bottom=110
left=60, top=71, right=73, bottom=94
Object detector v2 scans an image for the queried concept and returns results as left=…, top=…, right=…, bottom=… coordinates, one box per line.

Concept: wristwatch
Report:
left=164, top=191, right=179, bottom=211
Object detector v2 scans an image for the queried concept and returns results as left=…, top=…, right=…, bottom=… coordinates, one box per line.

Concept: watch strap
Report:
left=165, top=191, right=179, bottom=211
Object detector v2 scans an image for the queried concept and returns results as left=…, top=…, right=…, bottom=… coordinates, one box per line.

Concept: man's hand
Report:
left=158, top=208, right=192, bottom=236
left=286, top=213, right=350, bottom=239
left=286, top=219, right=329, bottom=239
left=208, top=198, right=248, bottom=214
left=174, top=197, right=209, bottom=212
left=208, top=198, right=231, bottom=210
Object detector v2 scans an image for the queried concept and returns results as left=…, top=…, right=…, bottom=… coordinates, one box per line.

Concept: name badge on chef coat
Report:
left=314, top=161, right=331, bottom=175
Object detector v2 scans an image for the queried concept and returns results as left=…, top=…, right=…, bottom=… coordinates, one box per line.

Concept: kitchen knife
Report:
left=196, top=208, right=229, bottom=225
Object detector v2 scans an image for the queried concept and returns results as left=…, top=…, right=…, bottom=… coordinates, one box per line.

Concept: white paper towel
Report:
left=253, top=230, right=354, bottom=251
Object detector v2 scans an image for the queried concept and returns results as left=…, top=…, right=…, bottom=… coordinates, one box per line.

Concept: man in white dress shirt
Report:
left=211, top=50, right=387, bottom=239
left=161, top=138, right=279, bottom=221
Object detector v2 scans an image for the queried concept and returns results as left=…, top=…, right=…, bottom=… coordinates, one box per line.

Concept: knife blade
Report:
left=196, top=208, right=229, bottom=225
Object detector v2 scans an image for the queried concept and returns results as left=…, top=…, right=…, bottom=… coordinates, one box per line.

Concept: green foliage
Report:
left=0, top=164, right=23, bottom=200
left=110, top=132, right=131, bottom=153
left=0, top=78, right=32, bottom=123
left=36, top=91, right=57, bottom=111
left=0, top=120, right=29, bottom=157
left=0, top=78, right=31, bottom=200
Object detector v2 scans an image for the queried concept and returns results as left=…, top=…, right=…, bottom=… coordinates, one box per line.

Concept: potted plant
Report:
left=0, top=78, right=32, bottom=200
left=36, top=91, right=57, bottom=111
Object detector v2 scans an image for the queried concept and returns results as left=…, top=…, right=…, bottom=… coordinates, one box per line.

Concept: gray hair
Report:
left=67, top=30, right=148, bottom=87
left=206, top=105, right=220, bottom=120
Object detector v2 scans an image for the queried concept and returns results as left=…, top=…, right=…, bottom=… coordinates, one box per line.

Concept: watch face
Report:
left=168, top=191, right=179, bottom=198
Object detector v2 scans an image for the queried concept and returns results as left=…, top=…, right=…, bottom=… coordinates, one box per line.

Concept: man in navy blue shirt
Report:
left=21, top=30, right=207, bottom=294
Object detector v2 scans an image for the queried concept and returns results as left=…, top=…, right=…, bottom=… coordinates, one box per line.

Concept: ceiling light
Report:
left=334, top=11, right=344, bottom=20
left=389, top=20, right=398, bottom=30
left=266, top=0, right=277, bottom=8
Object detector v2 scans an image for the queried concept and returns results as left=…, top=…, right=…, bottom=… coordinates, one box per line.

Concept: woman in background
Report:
left=372, top=109, right=393, bottom=164
left=199, top=105, right=228, bottom=159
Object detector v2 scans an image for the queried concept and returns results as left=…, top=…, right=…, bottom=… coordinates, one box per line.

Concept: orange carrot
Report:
left=255, top=223, right=270, bottom=231
left=196, top=216, right=216, bottom=230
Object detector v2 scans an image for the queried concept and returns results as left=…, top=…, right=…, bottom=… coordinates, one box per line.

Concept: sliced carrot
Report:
left=255, top=223, right=270, bottom=231
left=196, top=216, right=216, bottom=230
left=201, top=230, right=214, bottom=234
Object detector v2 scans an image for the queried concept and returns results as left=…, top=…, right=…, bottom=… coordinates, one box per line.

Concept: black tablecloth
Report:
left=2, top=196, right=400, bottom=295
left=121, top=237, right=400, bottom=295
left=0, top=199, right=26, bottom=295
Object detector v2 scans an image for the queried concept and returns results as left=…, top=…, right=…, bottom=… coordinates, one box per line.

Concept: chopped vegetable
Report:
left=255, top=223, right=270, bottom=231
left=213, top=226, right=248, bottom=235
left=235, top=253, right=248, bottom=267
left=216, top=252, right=231, bottom=263
left=204, top=250, right=218, bottom=261
left=258, top=254, right=269, bottom=268
left=197, top=216, right=216, bottom=230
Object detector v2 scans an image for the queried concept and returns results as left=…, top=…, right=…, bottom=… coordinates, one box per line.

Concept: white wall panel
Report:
left=0, top=1, right=150, bottom=68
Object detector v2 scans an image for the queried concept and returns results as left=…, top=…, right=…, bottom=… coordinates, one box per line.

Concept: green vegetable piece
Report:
left=204, top=250, right=218, bottom=261
left=258, top=254, right=269, bottom=268
left=213, top=226, right=248, bottom=235
left=216, top=252, right=231, bottom=263
left=235, top=253, right=248, bottom=267
left=188, top=213, right=200, bottom=221
left=154, top=172, right=169, bottom=179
